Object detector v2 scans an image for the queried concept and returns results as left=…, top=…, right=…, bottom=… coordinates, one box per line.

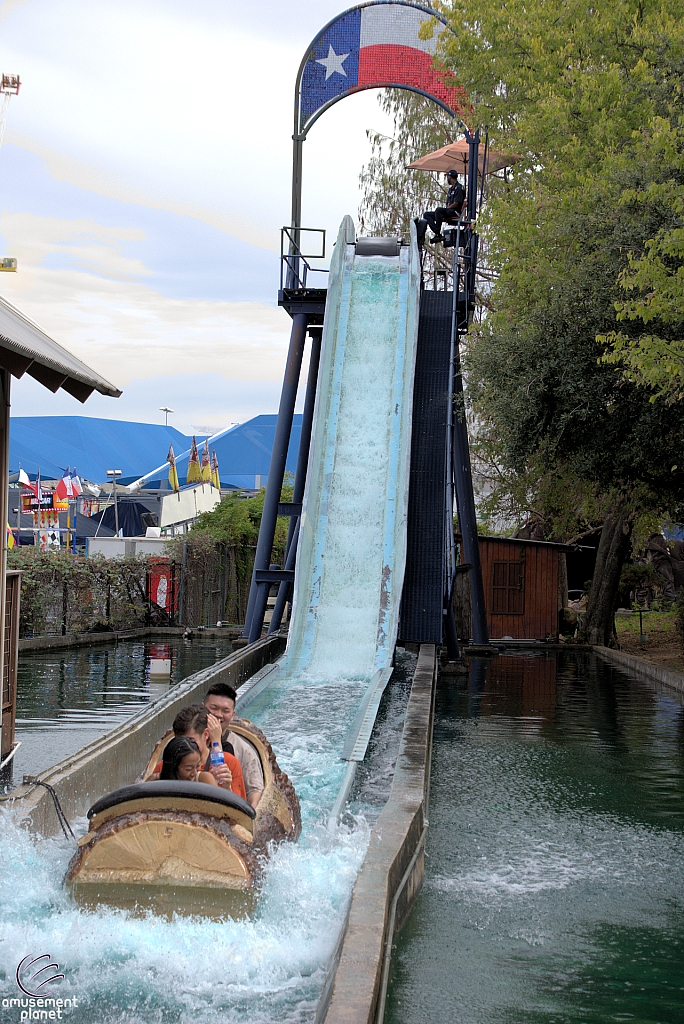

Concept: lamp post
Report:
left=106, top=469, right=122, bottom=536
left=160, top=407, right=174, bottom=426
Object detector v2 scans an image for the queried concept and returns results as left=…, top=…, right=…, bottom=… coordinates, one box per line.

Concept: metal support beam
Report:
left=268, top=326, right=321, bottom=635
left=450, top=134, right=489, bottom=646
left=451, top=334, right=489, bottom=646
left=242, top=313, right=307, bottom=641
left=267, top=518, right=300, bottom=635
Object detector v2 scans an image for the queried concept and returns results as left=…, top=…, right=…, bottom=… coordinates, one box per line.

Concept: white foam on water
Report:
left=0, top=675, right=377, bottom=1023
left=0, top=797, right=369, bottom=1022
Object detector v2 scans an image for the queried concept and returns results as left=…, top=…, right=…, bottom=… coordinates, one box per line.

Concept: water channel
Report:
left=386, top=651, right=684, bottom=1024
left=4, top=636, right=235, bottom=789
left=0, top=643, right=414, bottom=1023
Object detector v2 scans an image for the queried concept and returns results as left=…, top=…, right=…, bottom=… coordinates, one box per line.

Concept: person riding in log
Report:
left=203, top=683, right=264, bottom=808
left=152, top=704, right=247, bottom=799
left=414, top=170, right=466, bottom=248
left=155, top=735, right=217, bottom=785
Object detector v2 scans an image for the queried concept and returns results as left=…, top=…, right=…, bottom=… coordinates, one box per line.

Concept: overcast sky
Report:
left=0, top=0, right=396, bottom=433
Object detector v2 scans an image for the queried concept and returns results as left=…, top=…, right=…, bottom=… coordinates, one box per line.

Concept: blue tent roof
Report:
left=172, top=415, right=302, bottom=489
left=10, top=417, right=190, bottom=483
left=9, top=414, right=303, bottom=489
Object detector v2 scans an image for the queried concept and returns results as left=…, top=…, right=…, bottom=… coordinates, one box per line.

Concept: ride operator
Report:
left=415, top=170, right=466, bottom=247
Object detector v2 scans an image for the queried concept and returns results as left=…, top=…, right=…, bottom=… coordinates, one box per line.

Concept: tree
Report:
left=600, top=120, right=684, bottom=401
left=359, top=0, right=684, bottom=645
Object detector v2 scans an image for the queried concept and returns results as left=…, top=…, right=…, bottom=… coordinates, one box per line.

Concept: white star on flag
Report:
left=316, top=44, right=349, bottom=80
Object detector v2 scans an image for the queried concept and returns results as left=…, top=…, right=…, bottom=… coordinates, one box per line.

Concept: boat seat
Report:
left=88, top=781, right=256, bottom=821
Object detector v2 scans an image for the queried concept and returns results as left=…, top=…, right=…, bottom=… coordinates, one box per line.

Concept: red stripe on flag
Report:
left=357, top=45, right=463, bottom=110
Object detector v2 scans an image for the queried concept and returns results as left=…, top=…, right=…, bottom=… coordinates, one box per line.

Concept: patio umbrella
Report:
left=407, top=137, right=518, bottom=175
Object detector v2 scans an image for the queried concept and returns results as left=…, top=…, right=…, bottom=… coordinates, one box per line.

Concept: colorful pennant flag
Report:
left=186, top=436, right=202, bottom=484
left=167, top=444, right=179, bottom=492
left=18, top=468, right=30, bottom=487
left=55, top=466, right=73, bottom=501
left=70, top=468, right=82, bottom=497
left=211, top=449, right=220, bottom=490
left=200, top=439, right=212, bottom=483
left=6, top=522, right=15, bottom=549
left=299, top=3, right=462, bottom=132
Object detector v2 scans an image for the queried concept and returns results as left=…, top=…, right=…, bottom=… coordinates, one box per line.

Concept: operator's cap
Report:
left=447, top=169, right=459, bottom=177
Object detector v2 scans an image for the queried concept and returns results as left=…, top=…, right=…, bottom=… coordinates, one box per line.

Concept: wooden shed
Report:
left=455, top=534, right=572, bottom=642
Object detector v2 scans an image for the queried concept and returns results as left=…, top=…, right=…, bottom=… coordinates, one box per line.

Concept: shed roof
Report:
left=463, top=533, right=579, bottom=551
left=0, top=293, right=121, bottom=402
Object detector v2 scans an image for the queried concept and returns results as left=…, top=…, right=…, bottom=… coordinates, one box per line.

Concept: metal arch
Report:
left=290, top=0, right=455, bottom=237
left=297, top=83, right=457, bottom=141
left=293, top=0, right=452, bottom=137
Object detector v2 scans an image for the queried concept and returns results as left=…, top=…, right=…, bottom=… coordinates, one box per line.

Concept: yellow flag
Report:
left=167, top=444, right=179, bottom=492
left=6, top=523, right=15, bottom=549
left=186, top=436, right=202, bottom=484
left=200, top=438, right=212, bottom=483
left=211, top=448, right=220, bottom=489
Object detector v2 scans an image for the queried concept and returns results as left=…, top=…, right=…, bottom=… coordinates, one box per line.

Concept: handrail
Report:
left=280, top=226, right=329, bottom=290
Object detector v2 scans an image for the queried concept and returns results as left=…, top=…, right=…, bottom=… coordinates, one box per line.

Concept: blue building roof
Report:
left=10, top=417, right=191, bottom=483
left=9, top=414, right=303, bottom=489
left=171, top=415, right=302, bottom=489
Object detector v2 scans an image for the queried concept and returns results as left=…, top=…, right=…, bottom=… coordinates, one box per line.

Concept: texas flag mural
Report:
left=299, top=1, right=461, bottom=133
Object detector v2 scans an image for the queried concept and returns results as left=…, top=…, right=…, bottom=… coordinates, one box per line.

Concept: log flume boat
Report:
left=65, top=720, right=301, bottom=913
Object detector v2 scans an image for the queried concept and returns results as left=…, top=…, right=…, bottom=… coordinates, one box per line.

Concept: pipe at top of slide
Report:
left=241, top=313, right=308, bottom=639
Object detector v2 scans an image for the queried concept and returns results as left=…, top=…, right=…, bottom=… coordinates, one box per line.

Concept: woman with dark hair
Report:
left=153, top=735, right=217, bottom=785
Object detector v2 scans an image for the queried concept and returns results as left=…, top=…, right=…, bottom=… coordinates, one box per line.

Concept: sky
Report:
left=0, top=0, right=397, bottom=433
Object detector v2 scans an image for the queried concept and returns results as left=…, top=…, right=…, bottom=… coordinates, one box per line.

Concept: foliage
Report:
left=8, top=548, right=150, bottom=636
left=618, top=560, right=661, bottom=606
left=190, top=481, right=293, bottom=550
left=600, top=121, right=684, bottom=400
left=428, top=0, right=684, bottom=536
left=357, top=0, right=684, bottom=644
left=359, top=92, right=459, bottom=280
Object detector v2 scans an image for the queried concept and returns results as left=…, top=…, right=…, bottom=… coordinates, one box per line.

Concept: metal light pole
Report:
left=160, top=407, right=174, bottom=426
left=106, top=469, right=122, bottom=536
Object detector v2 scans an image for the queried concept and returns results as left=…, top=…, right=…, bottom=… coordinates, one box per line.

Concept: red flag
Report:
left=55, top=467, right=72, bottom=501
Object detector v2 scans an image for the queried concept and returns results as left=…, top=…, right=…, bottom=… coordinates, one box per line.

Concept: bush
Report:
left=7, top=548, right=149, bottom=637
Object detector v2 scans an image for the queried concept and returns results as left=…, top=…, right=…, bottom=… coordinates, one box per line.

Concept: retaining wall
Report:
left=2, top=633, right=285, bottom=837
left=594, top=645, right=684, bottom=695
left=18, top=625, right=242, bottom=653
left=321, top=643, right=436, bottom=1024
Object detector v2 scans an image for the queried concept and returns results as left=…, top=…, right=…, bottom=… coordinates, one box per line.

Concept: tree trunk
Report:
left=584, top=505, right=633, bottom=647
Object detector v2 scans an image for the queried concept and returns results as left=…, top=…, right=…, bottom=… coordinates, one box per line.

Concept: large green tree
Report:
left=360, top=0, right=684, bottom=644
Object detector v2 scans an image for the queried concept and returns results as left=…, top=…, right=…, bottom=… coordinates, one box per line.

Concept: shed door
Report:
left=492, top=559, right=524, bottom=615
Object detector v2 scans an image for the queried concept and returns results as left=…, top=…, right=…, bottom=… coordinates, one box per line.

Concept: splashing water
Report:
left=0, top=675, right=373, bottom=1024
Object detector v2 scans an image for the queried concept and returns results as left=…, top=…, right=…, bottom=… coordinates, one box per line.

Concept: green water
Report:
left=386, top=651, right=684, bottom=1024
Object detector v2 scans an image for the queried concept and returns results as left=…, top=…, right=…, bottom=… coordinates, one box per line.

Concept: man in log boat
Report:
left=203, top=683, right=264, bottom=808
left=152, top=704, right=247, bottom=800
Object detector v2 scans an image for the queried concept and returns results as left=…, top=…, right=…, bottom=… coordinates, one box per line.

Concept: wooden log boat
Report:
left=65, top=719, right=301, bottom=904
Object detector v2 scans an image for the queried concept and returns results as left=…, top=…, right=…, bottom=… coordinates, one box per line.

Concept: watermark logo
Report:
left=16, top=956, right=64, bottom=997
left=1, top=954, right=77, bottom=1021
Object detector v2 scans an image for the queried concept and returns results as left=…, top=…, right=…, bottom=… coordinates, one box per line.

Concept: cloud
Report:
left=8, top=131, right=281, bottom=252
left=0, top=210, right=292, bottom=388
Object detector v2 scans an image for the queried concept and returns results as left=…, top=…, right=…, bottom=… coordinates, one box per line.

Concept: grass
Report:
left=614, top=607, right=683, bottom=673
left=615, top=608, right=678, bottom=638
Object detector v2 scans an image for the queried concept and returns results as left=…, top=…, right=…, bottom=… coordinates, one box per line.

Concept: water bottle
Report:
left=210, top=741, right=224, bottom=772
